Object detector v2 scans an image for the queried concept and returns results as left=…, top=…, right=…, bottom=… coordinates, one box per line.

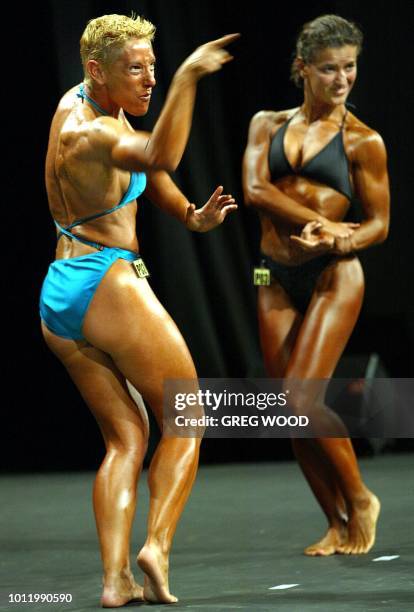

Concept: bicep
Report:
left=353, top=135, right=390, bottom=222
left=242, top=114, right=272, bottom=194
left=110, top=131, right=151, bottom=172
left=86, top=118, right=151, bottom=172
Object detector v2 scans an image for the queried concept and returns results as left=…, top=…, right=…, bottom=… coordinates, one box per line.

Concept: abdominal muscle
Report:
left=260, top=175, right=351, bottom=265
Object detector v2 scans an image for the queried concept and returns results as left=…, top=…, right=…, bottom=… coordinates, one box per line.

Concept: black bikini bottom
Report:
left=259, top=253, right=336, bottom=314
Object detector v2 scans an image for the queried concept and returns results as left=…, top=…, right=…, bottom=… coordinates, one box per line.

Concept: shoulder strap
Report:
left=76, top=83, right=110, bottom=117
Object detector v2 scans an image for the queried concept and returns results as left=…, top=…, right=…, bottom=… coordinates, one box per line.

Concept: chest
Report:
left=268, top=116, right=353, bottom=201
left=282, top=121, right=345, bottom=170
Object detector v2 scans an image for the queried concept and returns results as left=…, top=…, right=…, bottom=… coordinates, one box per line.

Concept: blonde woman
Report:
left=40, top=13, right=237, bottom=606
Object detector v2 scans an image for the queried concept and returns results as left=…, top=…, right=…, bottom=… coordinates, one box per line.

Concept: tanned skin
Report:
left=43, top=34, right=238, bottom=607
left=243, top=45, right=389, bottom=556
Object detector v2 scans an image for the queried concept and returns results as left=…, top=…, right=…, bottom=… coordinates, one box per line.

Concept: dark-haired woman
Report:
left=243, top=14, right=389, bottom=555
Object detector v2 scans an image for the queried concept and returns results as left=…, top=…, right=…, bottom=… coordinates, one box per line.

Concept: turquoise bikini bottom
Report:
left=39, top=247, right=139, bottom=340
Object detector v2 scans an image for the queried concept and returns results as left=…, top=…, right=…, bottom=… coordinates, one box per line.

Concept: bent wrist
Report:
left=333, top=237, right=354, bottom=255
left=174, top=64, right=201, bottom=84
left=184, top=204, right=198, bottom=230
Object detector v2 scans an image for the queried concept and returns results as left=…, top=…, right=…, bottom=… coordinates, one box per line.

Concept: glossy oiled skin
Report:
left=243, top=45, right=389, bottom=556
left=42, top=33, right=238, bottom=607
left=248, top=106, right=388, bottom=264
left=46, top=86, right=142, bottom=257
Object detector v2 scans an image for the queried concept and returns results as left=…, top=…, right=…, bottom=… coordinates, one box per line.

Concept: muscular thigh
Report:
left=82, top=259, right=197, bottom=419
left=258, top=283, right=302, bottom=378
left=41, top=322, right=148, bottom=448
left=287, top=256, right=365, bottom=379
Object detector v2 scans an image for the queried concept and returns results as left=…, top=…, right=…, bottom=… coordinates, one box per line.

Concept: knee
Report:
left=282, top=377, right=325, bottom=419
left=106, top=435, right=148, bottom=463
left=284, top=387, right=308, bottom=417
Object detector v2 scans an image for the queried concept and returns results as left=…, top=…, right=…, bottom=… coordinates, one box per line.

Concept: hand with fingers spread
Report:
left=177, top=34, right=240, bottom=80
left=185, top=186, right=237, bottom=232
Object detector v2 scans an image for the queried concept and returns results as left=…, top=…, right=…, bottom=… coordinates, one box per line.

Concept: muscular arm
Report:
left=89, top=34, right=239, bottom=174
left=145, top=170, right=191, bottom=224
left=110, top=69, right=199, bottom=172
left=243, top=112, right=327, bottom=225
left=290, top=133, right=390, bottom=254
left=145, top=170, right=237, bottom=231
left=345, top=133, right=390, bottom=251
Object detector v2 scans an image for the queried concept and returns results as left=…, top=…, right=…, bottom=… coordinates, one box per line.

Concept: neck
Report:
left=82, top=82, right=120, bottom=119
left=301, top=89, right=346, bottom=124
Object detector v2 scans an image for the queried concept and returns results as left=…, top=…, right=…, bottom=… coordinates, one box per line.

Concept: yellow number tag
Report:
left=253, top=266, right=271, bottom=286
left=132, top=258, right=150, bottom=279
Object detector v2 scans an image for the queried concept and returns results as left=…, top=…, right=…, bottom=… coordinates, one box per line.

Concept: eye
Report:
left=130, top=63, right=155, bottom=74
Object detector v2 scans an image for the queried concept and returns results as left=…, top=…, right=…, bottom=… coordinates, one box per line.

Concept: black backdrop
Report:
left=5, top=0, right=414, bottom=470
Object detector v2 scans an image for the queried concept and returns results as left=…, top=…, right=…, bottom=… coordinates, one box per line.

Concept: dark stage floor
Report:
left=1, top=454, right=413, bottom=611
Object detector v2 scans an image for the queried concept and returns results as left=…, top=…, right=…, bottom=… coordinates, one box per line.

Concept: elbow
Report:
left=143, top=138, right=178, bottom=172
left=145, top=149, right=177, bottom=173
left=376, top=219, right=389, bottom=244
left=151, top=158, right=177, bottom=173
left=244, top=192, right=254, bottom=208
left=244, top=183, right=263, bottom=208
left=112, top=135, right=178, bottom=173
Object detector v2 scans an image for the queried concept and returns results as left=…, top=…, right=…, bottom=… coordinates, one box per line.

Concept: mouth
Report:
left=139, top=93, right=151, bottom=102
left=332, top=88, right=347, bottom=96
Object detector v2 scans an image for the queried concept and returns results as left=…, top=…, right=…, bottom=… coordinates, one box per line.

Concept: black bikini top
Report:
left=268, top=111, right=353, bottom=201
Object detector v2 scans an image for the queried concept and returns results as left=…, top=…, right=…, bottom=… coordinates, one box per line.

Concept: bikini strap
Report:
left=54, top=220, right=105, bottom=251
left=60, top=198, right=131, bottom=232
left=76, top=83, right=110, bottom=117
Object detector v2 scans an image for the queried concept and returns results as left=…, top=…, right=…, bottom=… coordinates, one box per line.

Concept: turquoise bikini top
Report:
left=54, top=84, right=146, bottom=251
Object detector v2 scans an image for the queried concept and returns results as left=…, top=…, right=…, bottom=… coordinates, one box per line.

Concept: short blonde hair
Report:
left=80, top=13, right=156, bottom=76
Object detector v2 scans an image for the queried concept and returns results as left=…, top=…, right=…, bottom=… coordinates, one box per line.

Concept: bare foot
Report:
left=137, top=544, right=178, bottom=604
left=304, top=524, right=347, bottom=556
left=338, top=492, right=381, bottom=555
left=101, top=570, right=144, bottom=608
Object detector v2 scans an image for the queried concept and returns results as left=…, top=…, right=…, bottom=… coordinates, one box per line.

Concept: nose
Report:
left=143, top=68, right=156, bottom=88
left=334, top=69, right=347, bottom=85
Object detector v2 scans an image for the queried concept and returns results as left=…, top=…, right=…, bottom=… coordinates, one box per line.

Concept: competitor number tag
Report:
left=132, top=258, right=150, bottom=279
left=253, top=263, right=271, bottom=286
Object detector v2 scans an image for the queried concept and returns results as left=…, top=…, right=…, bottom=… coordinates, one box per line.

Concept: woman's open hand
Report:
left=185, top=186, right=237, bottom=232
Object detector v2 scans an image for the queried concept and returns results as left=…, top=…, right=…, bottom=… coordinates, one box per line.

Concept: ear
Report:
left=86, top=59, right=106, bottom=86
left=295, top=57, right=307, bottom=80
